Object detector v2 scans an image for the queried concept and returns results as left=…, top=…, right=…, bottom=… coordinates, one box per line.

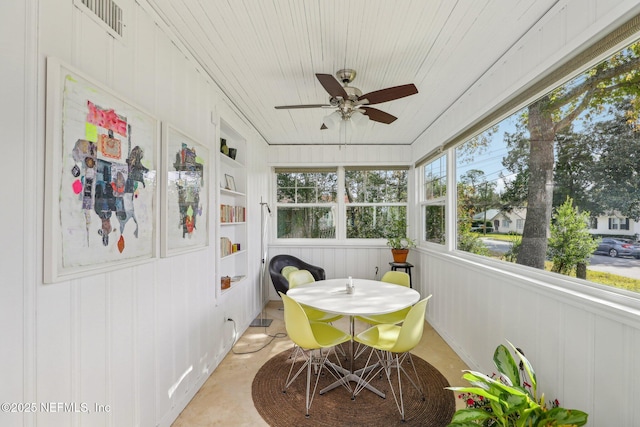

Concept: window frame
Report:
left=419, top=154, right=447, bottom=245
left=274, top=167, right=338, bottom=241
left=273, top=165, right=411, bottom=245
left=343, top=166, right=410, bottom=240
left=423, top=24, right=640, bottom=302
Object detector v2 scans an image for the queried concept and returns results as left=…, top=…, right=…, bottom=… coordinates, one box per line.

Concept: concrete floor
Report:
left=171, top=301, right=469, bottom=426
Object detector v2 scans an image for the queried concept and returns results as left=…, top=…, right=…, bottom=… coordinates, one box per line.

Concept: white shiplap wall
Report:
left=0, top=1, right=269, bottom=427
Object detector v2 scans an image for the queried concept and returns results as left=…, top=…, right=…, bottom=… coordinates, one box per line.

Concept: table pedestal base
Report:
left=319, top=369, right=385, bottom=398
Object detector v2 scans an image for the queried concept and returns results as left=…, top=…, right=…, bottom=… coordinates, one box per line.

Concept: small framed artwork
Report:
left=225, top=174, right=236, bottom=191
left=160, top=123, right=209, bottom=257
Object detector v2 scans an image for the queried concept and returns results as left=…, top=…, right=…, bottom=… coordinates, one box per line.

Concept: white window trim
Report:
left=274, top=165, right=410, bottom=244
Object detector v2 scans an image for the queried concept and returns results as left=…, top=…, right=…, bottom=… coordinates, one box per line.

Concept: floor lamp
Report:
left=250, top=199, right=273, bottom=327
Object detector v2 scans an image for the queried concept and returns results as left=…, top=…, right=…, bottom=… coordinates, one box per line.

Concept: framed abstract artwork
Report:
left=160, top=123, right=209, bottom=257
left=44, top=57, right=159, bottom=283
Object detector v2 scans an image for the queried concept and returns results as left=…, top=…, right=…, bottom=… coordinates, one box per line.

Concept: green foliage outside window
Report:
left=346, top=206, right=406, bottom=239
left=548, top=197, right=599, bottom=276
left=276, top=170, right=337, bottom=239
left=345, top=168, right=408, bottom=239
left=277, top=207, right=335, bottom=239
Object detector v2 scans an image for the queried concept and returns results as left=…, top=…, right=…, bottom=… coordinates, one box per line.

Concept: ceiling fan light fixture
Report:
left=322, top=110, right=342, bottom=129
left=350, top=110, right=370, bottom=127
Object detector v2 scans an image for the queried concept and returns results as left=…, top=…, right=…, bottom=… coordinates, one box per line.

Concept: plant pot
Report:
left=391, top=249, right=409, bottom=263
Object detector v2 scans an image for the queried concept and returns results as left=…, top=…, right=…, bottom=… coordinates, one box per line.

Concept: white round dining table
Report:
left=286, top=277, right=421, bottom=398
left=286, top=277, right=420, bottom=317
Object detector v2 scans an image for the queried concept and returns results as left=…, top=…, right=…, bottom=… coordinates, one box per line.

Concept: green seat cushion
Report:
left=281, top=266, right=299, bottom=282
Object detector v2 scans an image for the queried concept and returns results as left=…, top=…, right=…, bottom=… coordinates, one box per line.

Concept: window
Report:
left=452, top=36, right=640, bottom=293
left=421, top=155, right=446, bottom=244
left=275, top=168, right=337, bottom=238
left=344, top=167, right=408, bottom=239
left=609, top=217, right=630, bottom=231
left=275, top=166, right=410, bottom=240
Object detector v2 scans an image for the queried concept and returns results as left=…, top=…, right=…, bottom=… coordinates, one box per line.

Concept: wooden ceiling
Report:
left=146, top=0, right=559, bottom=145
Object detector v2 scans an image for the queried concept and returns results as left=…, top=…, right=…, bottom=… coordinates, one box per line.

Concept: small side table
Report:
left=389, top=262, right=414, bottom=288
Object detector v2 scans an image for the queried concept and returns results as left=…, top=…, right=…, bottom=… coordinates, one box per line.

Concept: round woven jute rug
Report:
left=252, top=348, right=455, bottom=426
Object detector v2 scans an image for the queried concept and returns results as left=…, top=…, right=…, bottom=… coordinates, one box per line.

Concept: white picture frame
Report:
left=160, top=123, right=209, bottom=257
left=225, top=174, right=236, bottom=191
left=44, top=57, right=159, bottom=283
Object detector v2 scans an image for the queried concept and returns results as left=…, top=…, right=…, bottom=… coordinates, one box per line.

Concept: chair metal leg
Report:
left=378, top=351, right=424, bottom=420
left=351, top=347, right=386, bottom=398
left=284, top=346, right=350, bottom=417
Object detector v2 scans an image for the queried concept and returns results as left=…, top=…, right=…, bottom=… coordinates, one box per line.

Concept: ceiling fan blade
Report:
left=275, top=104, right=330, bottom=109
left=316, top=73, right=348, bottom=99
left=360, top=107, right=397, bottom=124
left=358, top=83, right=418, bottom=105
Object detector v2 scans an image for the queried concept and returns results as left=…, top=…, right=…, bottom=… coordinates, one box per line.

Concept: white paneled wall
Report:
left=419, top=249, right=640, bottom=426
left=1, top=1, right=268, bottom=427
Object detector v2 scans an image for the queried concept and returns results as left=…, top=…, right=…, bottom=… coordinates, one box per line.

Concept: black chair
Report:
left=269, top=254, right=326, bottom=295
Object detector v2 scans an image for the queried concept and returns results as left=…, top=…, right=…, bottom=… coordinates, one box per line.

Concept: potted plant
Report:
left=386, top=218, right=416, bottom=263
left=446, top=341, right=588, bottom=427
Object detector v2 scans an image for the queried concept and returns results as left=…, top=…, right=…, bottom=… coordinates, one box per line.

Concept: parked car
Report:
left=593, top=238, right=635, bottom=258
left=619, top=239, right=640, bottom=259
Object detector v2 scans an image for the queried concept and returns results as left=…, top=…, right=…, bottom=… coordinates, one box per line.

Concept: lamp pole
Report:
left=250, top=198, right=273, bottom=327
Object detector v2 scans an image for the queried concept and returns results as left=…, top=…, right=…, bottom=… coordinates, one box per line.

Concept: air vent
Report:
left=76, top=0, right=123, bottom=37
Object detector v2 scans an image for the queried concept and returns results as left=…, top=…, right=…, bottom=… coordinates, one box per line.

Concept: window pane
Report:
left=421, top=155, right=447, bottom=245
left=424, top=204, right=445, bottom=244
left=346, top=206, right=406, bottom=238
left=277, top=207, right=335, bottom=238
left=424, top=156, right=446, bottom=200
left=454, top=38, right=640, bottom=294
left=277, top=171, right=337, bottom=203
left=345, top=169, right=408, bottom=203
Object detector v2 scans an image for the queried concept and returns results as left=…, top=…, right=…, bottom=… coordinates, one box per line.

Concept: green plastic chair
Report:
left=280, top=292, right=352, bottom=417
left=353, top=295, right=432, bottom=421
left=380, top=270, right=411, bottom=287
left=287, top=270, right=343, bottom=323
left=356, top=271, right=412, bottom=326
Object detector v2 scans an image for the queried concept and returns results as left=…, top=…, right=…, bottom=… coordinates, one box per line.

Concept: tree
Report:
left=588, top=100, right=640, bottom=219
left=516, top=41, right=640, bottom=269
left=456, top=178, right=489, bottom=255
left=502, top=126, right=599, bottom=215
left=548, top=197, right=598, bottom=278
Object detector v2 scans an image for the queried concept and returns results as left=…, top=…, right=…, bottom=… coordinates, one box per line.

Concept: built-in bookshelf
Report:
left=218, top=120, right=247, bottom=293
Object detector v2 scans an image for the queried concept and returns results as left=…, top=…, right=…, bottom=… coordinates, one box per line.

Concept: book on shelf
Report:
left=220, top=237, right=241, bottom=257
left=220, top=204, right=246, bottom=223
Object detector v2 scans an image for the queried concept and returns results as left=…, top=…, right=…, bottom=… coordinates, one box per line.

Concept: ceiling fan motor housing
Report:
left=336, top=68, right=357, bottom=84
